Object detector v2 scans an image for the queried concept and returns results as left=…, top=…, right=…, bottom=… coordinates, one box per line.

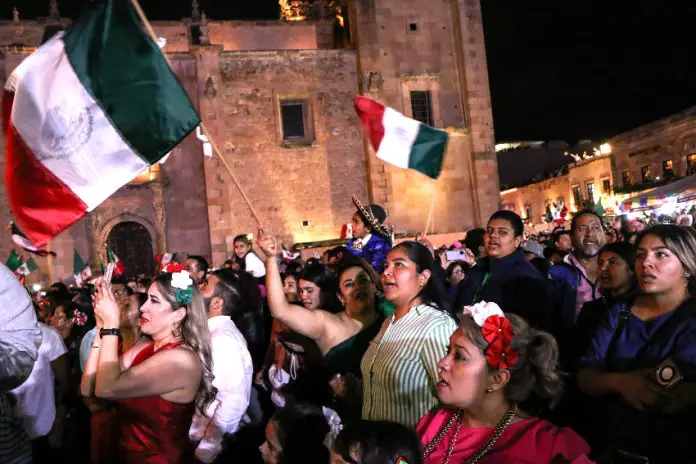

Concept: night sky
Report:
left=6, top=0, right=696, bottom=142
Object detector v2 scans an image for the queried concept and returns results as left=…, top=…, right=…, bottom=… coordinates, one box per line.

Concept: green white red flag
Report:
left=107, top=248, right=125, bottom=276
left=73, top=250, right=92, bottom=287
left=2, top=0, right=201, bottom=248
left=354, top=95, right=448, bottom=179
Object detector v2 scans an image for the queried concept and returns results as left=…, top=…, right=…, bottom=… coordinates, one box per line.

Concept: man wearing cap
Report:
left=347, top=196, right=392, bottom=274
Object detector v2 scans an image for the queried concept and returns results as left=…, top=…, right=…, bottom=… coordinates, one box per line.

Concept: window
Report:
left=190, top=25, right=202, bottom=45
left=688, top=154, right=696, bottom=175
left=572, top=186, right=582, bottom=207
left=409, top=22, right=419, bottom=32
left=622, top=171, right=631, bottom=186
left=602, top=178, right=611, bottom=193
left=410, top=91, right=434, bottom=127
left=586, top=182, right=595, bottom=203
left=525, top=206, right=532, bottom=222
left=279, top=99, right=313, bottom=144
left=661, top=159, right=674, bottom=178
left=641, top=165, right=652, bottom=183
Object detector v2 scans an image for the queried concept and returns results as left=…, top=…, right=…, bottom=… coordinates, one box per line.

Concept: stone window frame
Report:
left=571, top=184, right=583, bottom=209
left=601, top=176, right=611, bottom=193
left=586, top=181, right=595, bottom=203
left=275, top=91, right=315, bottom=147
left=400, top=78, right=442, bottom=129
left=621, top=170, right=631, bottom=186
left=640, top=165, right=652, bottom=183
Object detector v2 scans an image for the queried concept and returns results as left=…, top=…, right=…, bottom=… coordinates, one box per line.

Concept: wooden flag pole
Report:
left=423, top=189, right=437, bottom=237
left=129, top=0, right=262, bottom=225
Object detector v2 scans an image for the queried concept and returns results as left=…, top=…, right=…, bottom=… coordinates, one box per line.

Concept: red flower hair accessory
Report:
left=162, top=262, right=186, bottom=274
left=463, top=301, right=519, bottom=370
left=72, top=310, right=88, bottom=327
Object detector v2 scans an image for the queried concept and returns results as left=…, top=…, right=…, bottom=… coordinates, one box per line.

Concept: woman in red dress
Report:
left=417, top=301, right=593, bottom=464
left=81, top=269, right=216, bottom=463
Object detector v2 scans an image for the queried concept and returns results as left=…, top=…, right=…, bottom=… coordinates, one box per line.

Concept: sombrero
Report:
left=352, top=195, right=391, bottom=238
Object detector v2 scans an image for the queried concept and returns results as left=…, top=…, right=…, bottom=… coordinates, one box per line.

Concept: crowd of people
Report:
left=3, top=196, right=696, bottom=464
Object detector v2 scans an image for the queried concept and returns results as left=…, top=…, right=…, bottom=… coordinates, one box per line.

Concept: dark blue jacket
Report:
left=347, top=234, right=391, bottom=274
left=453, top=249, right=551, bottom=329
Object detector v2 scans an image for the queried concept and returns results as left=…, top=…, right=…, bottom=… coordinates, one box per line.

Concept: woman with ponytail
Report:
left=417, top=302, right=591, bottom=463
left=81, top=270, right=216, bottom=463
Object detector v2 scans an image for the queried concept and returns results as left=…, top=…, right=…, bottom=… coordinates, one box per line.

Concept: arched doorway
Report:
left=107, top=222, right=155, bottom=277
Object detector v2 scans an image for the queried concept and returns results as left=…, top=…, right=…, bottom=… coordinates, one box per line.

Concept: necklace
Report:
left=422, top=404, right=518, bottom=464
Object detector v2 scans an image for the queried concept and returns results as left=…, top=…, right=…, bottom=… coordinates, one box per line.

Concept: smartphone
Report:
left=446, top=250, right=467, bottom=261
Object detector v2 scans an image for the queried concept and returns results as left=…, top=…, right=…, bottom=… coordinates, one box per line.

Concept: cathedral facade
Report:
left=0, top=0, right=499, bottom=281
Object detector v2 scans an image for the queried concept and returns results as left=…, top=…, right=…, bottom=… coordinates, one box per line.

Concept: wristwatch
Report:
left=100, top=328, right=121, bottom=338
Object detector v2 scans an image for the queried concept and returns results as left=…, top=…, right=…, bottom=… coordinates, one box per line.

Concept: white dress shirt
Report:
left=189, top=316, right=253, bottom=463
left=10, top=323, right=67, bottom=438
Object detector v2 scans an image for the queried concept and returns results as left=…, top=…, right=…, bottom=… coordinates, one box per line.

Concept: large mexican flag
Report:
left=2, top=0, right=200, bottom=248
left=354, top=95, right=449, bottom=180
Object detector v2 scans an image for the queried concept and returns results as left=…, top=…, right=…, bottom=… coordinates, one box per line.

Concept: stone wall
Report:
left=199, top=48, right=367, bottom=266
left=609, top=107, right=696, bottom=187
left=350, top=0, right=498, bottom=233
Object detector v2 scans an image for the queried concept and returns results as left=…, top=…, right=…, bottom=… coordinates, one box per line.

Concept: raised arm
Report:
left=258, top=231, right=327, bottom=342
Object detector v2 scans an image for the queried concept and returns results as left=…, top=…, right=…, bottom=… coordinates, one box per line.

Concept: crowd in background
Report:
left=3, top=200, right=696, bottom=464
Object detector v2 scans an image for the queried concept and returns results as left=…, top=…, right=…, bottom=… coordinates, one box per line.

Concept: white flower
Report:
left=462, top=301, right=504, bottom=327
left=171, top=270, right=193, bottom=290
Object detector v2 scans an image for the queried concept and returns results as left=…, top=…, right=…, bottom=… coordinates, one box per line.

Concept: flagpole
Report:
left=423, top=188, right=437, bottom=237
left=129, top=0, right=262, bottom=226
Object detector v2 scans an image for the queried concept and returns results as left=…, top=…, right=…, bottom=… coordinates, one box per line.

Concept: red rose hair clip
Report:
left=162, top=262, right=187, bottom=274
left=463, top=301, right=519, bottom=370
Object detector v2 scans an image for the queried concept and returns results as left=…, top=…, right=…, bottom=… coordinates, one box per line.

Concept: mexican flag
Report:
left=73, top=250, right=92, bottom=287
left=16, top=258, right=39, bottom=277
left=107, top=248, right=125, bottom=276
left=8, top=223, right=56, bottom=257
left=2, top=0, right=201, bottom=248
left=5, top=250, right=23, bottom=273
left=354, top=95, right=449, bottom=180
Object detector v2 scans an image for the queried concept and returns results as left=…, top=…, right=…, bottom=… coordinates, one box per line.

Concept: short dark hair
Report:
left=333, top=420, right=423, bottom=464
left=211, top=269, right=264, bottom=345
left=186, top=255, right=209, bottom=275
left=327, top=245, right=349, bottom=260
left=571, top=210, right=603, bottom=232
left=463, top=228, right=485, bottom=256
left=272, top=403, right=329, bottom=464
left=553, top=230, right=571, bottom=243
left=488, top=210, right=524, bottom=237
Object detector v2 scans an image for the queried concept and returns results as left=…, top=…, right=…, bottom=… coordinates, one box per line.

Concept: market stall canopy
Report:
left=622, top=174, right=696, bottom=212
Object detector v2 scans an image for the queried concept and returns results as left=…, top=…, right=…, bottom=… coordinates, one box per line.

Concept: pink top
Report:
left=417, top=409, right=594, bottom=464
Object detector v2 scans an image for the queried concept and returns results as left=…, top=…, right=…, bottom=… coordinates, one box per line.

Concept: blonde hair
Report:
left=459, top=313, right=564, bottom=408
left=154, top=273, right=217, bottom=414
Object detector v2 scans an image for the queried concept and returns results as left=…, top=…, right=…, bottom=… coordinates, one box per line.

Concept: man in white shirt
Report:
left=10, top=323, right=68, bottom=444
left=191, top=271, right=254, bottom=463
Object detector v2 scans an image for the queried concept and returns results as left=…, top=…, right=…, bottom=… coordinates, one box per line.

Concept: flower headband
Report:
left=171, top=269, right=194, bottom=305
left=462, top=301, right=519, bottom=370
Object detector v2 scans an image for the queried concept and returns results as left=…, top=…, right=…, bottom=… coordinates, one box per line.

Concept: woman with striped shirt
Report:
left=361, top=241, right=457, bottom=427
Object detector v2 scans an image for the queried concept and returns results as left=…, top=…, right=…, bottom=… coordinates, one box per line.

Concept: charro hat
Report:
left=352, top=195, right=391, bottom=237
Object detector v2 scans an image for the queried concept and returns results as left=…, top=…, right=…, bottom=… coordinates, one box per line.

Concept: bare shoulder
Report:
left=152, top=344, right=201, bottom=370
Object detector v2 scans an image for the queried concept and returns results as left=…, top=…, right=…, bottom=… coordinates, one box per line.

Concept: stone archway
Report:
left=106, top=222, right=155, bottom=277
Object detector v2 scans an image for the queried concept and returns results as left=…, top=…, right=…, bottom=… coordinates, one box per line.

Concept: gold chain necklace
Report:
left=422, top=404, right=519, bottom=464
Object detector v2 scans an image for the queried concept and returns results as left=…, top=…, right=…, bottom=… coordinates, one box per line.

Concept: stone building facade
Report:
left=0, top=0, right=499, bottom=281
left=609, top=106, right=696, bottom=189
left=500, top=154, right=615, bottom=230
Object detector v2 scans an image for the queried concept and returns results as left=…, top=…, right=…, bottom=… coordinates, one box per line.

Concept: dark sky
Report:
left=6, top=0, right=696, bottom=142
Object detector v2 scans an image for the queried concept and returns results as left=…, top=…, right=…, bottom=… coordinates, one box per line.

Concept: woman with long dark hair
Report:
left=577, top=225, right=696, bottom=462
left=361, top=241, right=457, bottom=427
left=81, top=271, right=216, bottom=463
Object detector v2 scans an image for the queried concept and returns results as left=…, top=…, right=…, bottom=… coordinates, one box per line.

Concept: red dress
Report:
left=114, top=342, right=196, bottom=463
left=417, top=409, right=594, bottom=464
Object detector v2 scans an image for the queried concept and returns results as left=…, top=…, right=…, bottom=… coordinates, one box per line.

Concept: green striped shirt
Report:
left=360, top=304, right=457, bottom=428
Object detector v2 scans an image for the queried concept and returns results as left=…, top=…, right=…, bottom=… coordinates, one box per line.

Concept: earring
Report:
left=684, top=272, right=691, bottom=278
left=172, top=326, right=182, bottom=338
left=486, top=388, right=493, bottom=393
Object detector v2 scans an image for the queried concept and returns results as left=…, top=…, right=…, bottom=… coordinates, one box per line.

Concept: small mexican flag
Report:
left=3, top=0, right=201, bottom=248
left=354, top=95, right=449, bottom=180
left=5, top=250, right=23, bottom=273
left=8, top=223, right=56, bottom=257
left=107, top=248, right=125, bottom=276
left=73, top=250, right=92, bottom=287
left=16, top=258, right=39, bottom=277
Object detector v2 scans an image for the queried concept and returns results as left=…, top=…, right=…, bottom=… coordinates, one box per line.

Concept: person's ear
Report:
left=487, top=369, right=511, bottom=393
left=418, top=269, right=432, bottom=287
